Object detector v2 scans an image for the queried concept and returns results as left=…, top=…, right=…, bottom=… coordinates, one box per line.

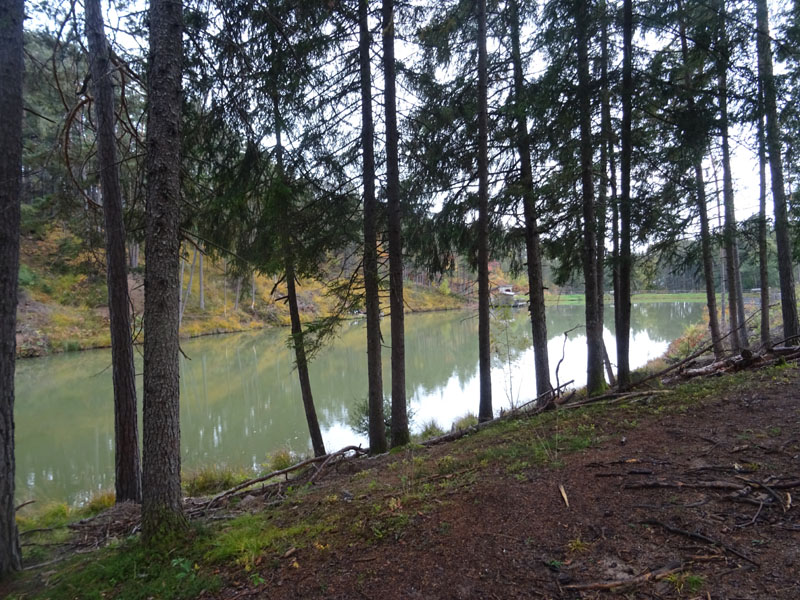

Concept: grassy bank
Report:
left=544, top=291, right=709, bottom=306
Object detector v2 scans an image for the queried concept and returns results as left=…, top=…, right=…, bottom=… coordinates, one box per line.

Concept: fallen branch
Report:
left=419, top=387, right=572, bottom=449
left=308, top=446, right=364, bottom=484
left=641, top=520, right=759, bottom=566
left=624, top=480, right=745, bottom=491
left=627, top=308, right=762, bottom=391
left=561, top=389, right=669, bottom=410
left=736, top=476, right=788, bottom=511
left=564, top=561, right=683, bottom=591
left=15, top=500, right=35, bottom=512
left=508, top=380, right=574, bottom=415
left=203, top=446, right=364, bottom=511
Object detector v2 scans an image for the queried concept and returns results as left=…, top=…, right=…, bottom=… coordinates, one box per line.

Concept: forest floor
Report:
left=5, top=361, right=800, bottom=599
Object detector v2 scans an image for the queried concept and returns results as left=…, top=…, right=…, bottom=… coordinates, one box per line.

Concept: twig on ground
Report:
left=641, top=520, right=759, bottom=566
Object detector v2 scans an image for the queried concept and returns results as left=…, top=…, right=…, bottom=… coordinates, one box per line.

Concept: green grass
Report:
left=183, top=465, right=254, bottom=497
left=30, top=532, right=221, bottom=600
left=544, top=291, right=708, bottom=306
left=204, top=513, right=327, bottom=567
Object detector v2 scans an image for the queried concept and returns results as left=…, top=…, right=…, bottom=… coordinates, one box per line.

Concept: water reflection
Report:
left=14, top=302, right=703, bottom=504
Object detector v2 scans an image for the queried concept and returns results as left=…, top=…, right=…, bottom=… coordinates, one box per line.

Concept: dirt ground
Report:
left=214, top=366, right=800, bottom=600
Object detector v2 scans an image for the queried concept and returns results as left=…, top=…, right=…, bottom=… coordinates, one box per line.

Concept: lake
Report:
left=14, top=302, right=704, bottom=505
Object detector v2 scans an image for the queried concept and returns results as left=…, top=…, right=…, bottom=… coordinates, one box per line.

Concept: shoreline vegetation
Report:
left=16, top=229, right=721, bottom=359
left=17, top=312, right=724, bottom=514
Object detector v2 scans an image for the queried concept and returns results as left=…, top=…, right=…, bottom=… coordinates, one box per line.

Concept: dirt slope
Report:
left=231, top=366, right=799, bottom=599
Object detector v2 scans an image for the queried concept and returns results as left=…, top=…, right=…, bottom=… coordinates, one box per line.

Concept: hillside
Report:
left=15, top=227, right=468, bottom=357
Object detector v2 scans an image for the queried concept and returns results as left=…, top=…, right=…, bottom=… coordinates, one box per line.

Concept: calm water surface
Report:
left=15, top=302, right=703, bottom=504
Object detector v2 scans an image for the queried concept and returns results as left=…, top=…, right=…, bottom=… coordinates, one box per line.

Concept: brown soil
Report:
left=214, top=367, right=800, bottom=599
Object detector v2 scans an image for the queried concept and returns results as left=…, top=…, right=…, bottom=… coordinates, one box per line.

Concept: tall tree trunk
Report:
left=250, top=273, right=255, bottom=311
left=382, top=0, right=409, bottom=447
left=273, top=94, right=326, bottom=457
left=359, top=0, right=387, bottom=453
left=756, top=0, right=799, bottom=341
left=179, top=246, right=197, bottom=327
left=129, top=242, right=139, bottom=270
left=0, top=0, right=24, bottom=576
left=757, top=78, right=770, bottom=346
left=233, top=276, right=242, bottom=311
left=142, top=0, right=187, bottom=539
left=86, top=0, right=142, bottom=503
left=198, top=252, right=205, bottom=310
left=576, top=0, right=606, bottom=395
left=508, top=0, right=552, bottom=398
left=477, top=0, right=493, bottom=419
left=716, top=0, right=748, bottom=350
left=618, top=0, right=633, bottom=388
left=679, top=0, right=724, bottom=358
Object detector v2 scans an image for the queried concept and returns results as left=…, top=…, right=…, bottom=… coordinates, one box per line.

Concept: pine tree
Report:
left=756, top=0, right=799, bottom=341
left=382, top=0, right=410, bottom=447
left=85, top=0, right=142, bottom=503
left=0, top=0, right=24, bottom=576
left=142, top=0, right=188, bottom=539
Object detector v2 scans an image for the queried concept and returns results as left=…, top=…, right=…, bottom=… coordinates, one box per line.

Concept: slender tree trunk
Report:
left=0, top=0, right=24, bottom=576
left=618, top=0, right=633, bottom=388
left=477, top=0, right=493, bottom=419
left=679, top=1, right=724, bottom=357
left=142, top=0, right=187, bottom=539
left=756, top=0, right=799, bottom=341
left=233, top=276, right=242, bottom=311
left=716, top=0, right=748, bottom=350
left=508, top=0, right=551, bottom=398
left=129, top=242, right=139, bottom=270
left=250, top=273, right=255, bottom=311
left=576, top=0, right=605, bottom=395
left=198, top=252, right=205, bottom=310
left=382, top=0, right=409, bottom=447
left=86, top=0, right=142, bottom=503
left=273, top=94, right=326, bottom=457
left=757, top=78, right=770, bottom=346
left=179, top=246, right=197, bottom=327
left=358, top=0, right=387, bottom=453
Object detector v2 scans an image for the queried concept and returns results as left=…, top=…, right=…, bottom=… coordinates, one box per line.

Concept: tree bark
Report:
left=757, top=78, right=770, bottom=346
left=142, top=0, right=187, bottom=539
left=756, top=0, right=799, bottom=341
left=477, top=0, right=493, bottom=419
left=358, top=0, right=387, bottom=453
left=679, top=0, right=724, bottom=358
left=508, top=0, right=552, bottom=398
left=86, top=0, right=142, bottom=504
left=618, top=0, right=633, bottom=388
left=382, top=0, right=409, bottom=447
left=0, top=0, right=24, bottom=576
left=273, top=94, right=326, bottom=458
left=576, top=0, right=606, bottom=395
